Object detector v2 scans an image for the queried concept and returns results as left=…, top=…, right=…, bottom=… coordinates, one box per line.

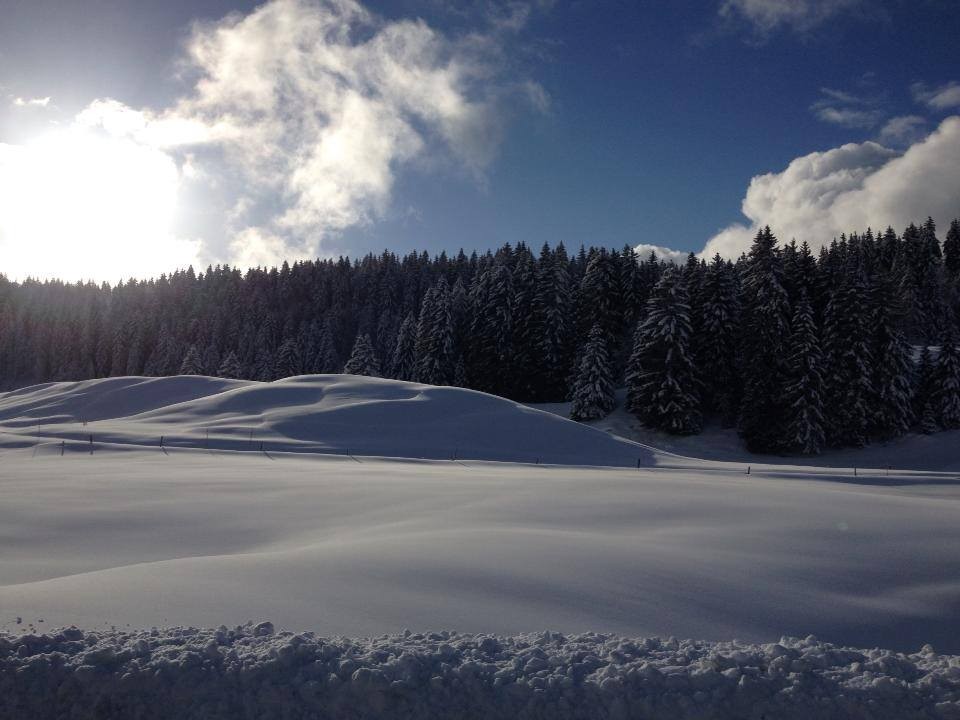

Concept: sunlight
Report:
left=0, top=127, right=199, bottom=282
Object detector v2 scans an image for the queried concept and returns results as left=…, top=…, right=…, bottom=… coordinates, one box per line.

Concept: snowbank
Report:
left=0, top=375, right=660, bottom=466
left=3, top=624, right=959, bottom=720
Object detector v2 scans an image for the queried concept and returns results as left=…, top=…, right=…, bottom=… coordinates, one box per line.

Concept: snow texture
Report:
left=3, top=625, right=960, bottom=719
left=0, top=374, right=660, bottom=467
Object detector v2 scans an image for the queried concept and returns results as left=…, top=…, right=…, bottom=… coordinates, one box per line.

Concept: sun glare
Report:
left=0, top=128, right=199, bottom=283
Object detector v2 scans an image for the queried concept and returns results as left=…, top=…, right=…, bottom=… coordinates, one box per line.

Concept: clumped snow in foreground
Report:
left=4, top=624, right=960, bottom=720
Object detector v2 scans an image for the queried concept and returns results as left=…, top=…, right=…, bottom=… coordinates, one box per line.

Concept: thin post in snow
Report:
left=854, top=467, right=857, bottom=477
left=60, top=440, right=65, bottom=457
left=746, top=465, right=751, bottom=475
left=637, top=458, right=641, bottom=469
left=160, top=435, right=164, bottom=449
left=89, top=434, right=93, bottom=455
left=249, top=428, right=254, bottom=450
left=259, top=440, right=264, bottom=453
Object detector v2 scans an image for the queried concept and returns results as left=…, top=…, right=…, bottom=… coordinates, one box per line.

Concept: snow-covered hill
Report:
left=535, top=388, right=960, bottom=472
left=2, top=374, right=960, bottom=718
left=0, top=375, right=668, bottom=467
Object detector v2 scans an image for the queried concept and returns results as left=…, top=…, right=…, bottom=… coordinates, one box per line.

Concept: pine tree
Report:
left=343, top=333, right=381, bottom=377
left=390, top=312, right=417, bottom=381
left=871, top=279, right=914, bottom=439
left=914, top=345, right=938, bottom=434
left=781, top=292, right=825, bottom=454
left=821, top=266, right=875, bottom=447
left=738, top=227, right=791, bottom=453
left=416, top=278, right=456, bottom=386
left=945, top=219, right=960, bottom=280
left=569, top=324, right=616, bottom=421
left=467, top=264, right=513, bottom=395
left=274, top=337, right=301, bottom=378
left=217, top=350, right=243, bottom=379
left=625, top=269, right=701, bottom=434
left=936, top=332, right=960, bottom=429
left=695, top=254, right=740, bottom=424
left=180, top=344, right=204, bottom=375
left=532, top=243, right=573, bottom=401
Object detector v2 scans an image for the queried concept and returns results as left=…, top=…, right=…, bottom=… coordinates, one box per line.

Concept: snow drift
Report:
left=0, top=375, right=660, bottom=466
left=3, top=624, right=959, bottom=720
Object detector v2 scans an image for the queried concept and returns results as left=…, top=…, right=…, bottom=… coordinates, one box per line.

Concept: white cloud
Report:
left=912, top=81, right=960, bottom=111
left=0, top=0, right=542, bottom=279
left=11, top=96, right=51, bottom=108
left=633, top=244, right=690, bottom=266
left=877, top=115, right=926, bottom=146
left=810, top=86, right=883, bottom=129
left=701, top=116, right=960, bottom=258
left=719, top=0, right=863, bottom=35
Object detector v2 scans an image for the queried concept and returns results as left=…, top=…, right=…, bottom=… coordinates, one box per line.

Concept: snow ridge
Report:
left=3, top=624, right=959, bottom=719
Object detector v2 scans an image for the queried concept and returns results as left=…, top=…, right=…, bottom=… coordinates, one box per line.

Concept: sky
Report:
left=0, top=0, right=958, bottom=281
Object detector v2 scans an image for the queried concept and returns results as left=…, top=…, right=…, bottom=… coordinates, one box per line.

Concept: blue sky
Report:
left=1, top=0, right=958, bottom=280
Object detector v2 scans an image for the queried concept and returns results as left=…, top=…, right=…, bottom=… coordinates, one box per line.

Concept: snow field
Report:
left=3, top=624, right=960, bottom=719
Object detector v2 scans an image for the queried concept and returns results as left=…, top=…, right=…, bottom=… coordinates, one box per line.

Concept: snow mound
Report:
left=3, top=624, right=958, bottom=720
left=0, top=375, right=660, bottom=466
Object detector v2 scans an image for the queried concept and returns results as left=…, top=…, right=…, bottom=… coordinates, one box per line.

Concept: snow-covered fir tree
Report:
left=532, top=243, right=573, bottom=401
left=343, top=334, right=381, bottom=377
left=274, top=337, right=302, bottom=378
left=179, top=345, right=204, bottom=375
left=416, top=277, right=456, bottom=385
left=390, top=313, right=418, bottom=381
left=936, top=332, right=960, bottom=429
left=625, top=268, right=702, bottom=434
left=781, top=291, right=825, bottom=455
left=695, top=254, right=740, bottom=425
left=217, top=351, right=243, bottom=379
left=871, top=280, right=915, bottom=439
left=467, top=263, right=513, bottom=395
left=569, top=324, right=616, bottom=421
left=738, top=227, right=791, bottom=453
left=914, top=346, right=939, bottom=434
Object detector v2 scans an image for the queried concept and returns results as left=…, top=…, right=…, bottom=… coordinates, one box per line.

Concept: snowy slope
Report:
left=0, top=375, right=662, bottom=467
left=2, top=372, right=960, bottom=718
left=535, top=388, right=960, bottom=472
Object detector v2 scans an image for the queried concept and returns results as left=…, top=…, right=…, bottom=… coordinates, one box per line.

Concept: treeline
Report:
left=1, top=218, right=959, bottom=454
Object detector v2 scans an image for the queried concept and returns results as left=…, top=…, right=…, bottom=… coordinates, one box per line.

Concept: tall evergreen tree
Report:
left=390, top=312, right=418, bottom=381
left=569, top=324, right=616, bottom=421
left=625, top=269, right=701, bottom=434
left=936, top=332, right=960, bottom=429
left=532, top=243, right=573, bottom=401
left=914, top=345, right=939, bottom=434
left=738, top=227, right=791, bottom=453
left=781, top=292, right=825, bottom=455
left=217, top=350, right=243, bottom=379
left=180, top=344, right=204, bottom=375
left=871, top=279, right=914, bottom=439
left=695, top=254, right=740, bottom=424
left=343, top=334, right=381, bottom=377
left=945, top=219, right=960, bottom=280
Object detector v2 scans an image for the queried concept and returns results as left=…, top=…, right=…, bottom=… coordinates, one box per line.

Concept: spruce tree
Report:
left=738, top=227, right=791, bottom=453
left=821, top=266, right=875, bottom=447
left=217, top=350, right=243, bottom=379
left=343, top=334, right=381, bottom=377
left=781, top=292, right=825, bottom=454
left=945, top=219, right=960, bottom=280
left=695, top=254, right=740, bottom=424
left=936, top=332, right=960, bottom=429
left=625, top=269, right=701, bottom=434
left=914, top=346, right=939, bottom=434
left=871, top=280, right=914, bottom=439
left=532, top=243, right=573, bottom=401
left=390, top=313, right=418, bottom=381
left=569, top=324, right=616, bottom=421
left=274, top=337, right=301, bottom=378
left=416, top=278, right=455, bottom=385
left=180, top=344, right=204, bottom=375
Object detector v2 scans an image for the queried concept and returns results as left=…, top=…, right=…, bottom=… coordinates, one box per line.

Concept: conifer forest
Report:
left=2, top=217, right=960, bottom=455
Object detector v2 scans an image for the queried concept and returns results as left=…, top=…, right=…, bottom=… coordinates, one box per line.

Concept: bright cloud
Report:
left=912, top=81, right=960, bottom=111
left=11, top=96, right=51, bottom=108
left=719, top=0, right=864, bottom=35
left=633, top=244, right=690, bottom=266
left=701, top=116, right=960, bottom=258
left=0, top=0, right=541, bottom=280
left=878, top=115, right=926, bottom=146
